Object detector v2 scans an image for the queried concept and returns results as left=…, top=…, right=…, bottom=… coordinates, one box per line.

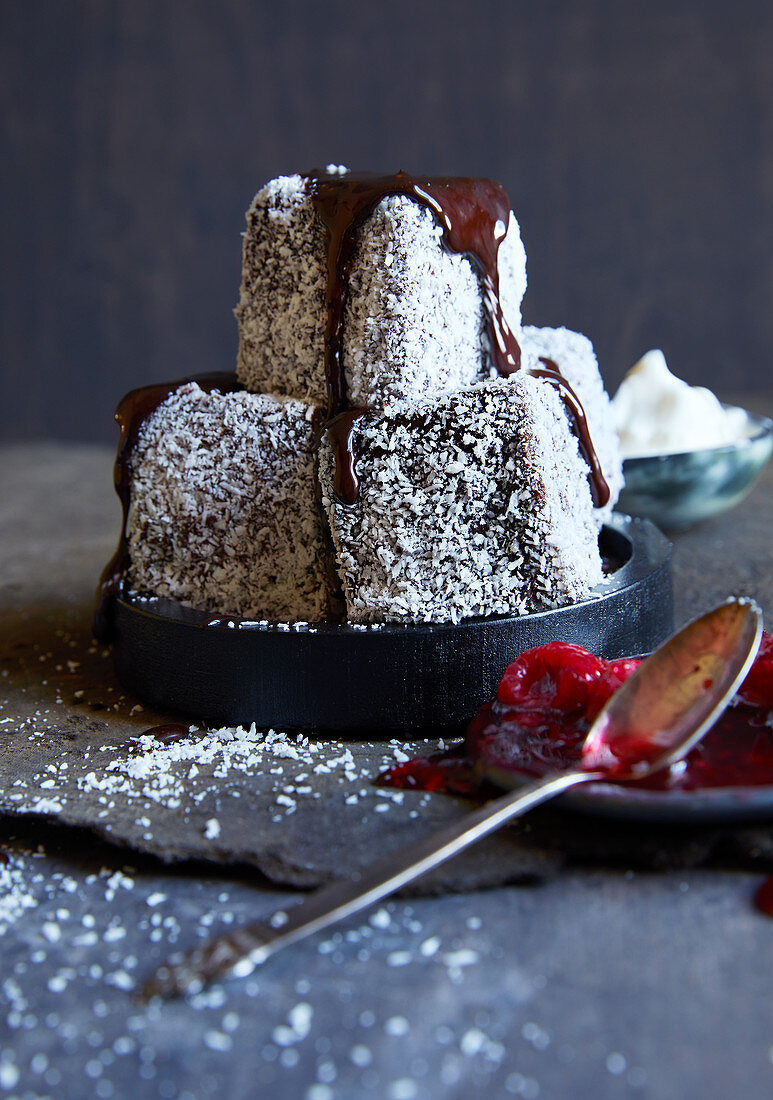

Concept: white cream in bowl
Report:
left=611, top=349, right=750, bottom=460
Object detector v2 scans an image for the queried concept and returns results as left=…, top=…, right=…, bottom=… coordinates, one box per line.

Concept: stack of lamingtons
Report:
left=115, top=169, right=623, bottom=628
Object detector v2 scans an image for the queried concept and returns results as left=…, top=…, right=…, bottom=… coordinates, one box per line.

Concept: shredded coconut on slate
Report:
left=0, top=855, right=39, bottom=935
left=74, top=726, right=422, bottom=826
left=80, top=725, right=321, bottom=808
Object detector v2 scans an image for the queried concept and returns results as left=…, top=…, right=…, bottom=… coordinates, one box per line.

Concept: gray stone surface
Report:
left=2, top=437, right=773, bottom=1100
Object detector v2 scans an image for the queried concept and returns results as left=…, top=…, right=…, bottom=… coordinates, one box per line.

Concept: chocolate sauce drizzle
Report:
left=92, top=372, right=242, bottom=642
left=326, top=409, right=369, bottom=505
left=533, top=358, right=610, bottom=508
left=306, top=170, right=609, bottom=509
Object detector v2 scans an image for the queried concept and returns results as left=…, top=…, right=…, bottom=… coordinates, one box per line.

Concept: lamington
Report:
left=235, top=172, right=528, bottom=409
left=519, top=325, right=624, bottom=518
left=96, top=168, right=623, bottom=638
left=318, top=375, right=603, bottom=624
left=124, top=382, right=330, bottom=621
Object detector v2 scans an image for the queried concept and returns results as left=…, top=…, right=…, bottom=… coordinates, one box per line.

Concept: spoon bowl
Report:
left=580, top=599, right=763, bottom=780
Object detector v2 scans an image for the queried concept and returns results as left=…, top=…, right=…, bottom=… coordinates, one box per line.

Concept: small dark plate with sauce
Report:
left=486, top=694, right=773, bottom=824
left=111, top=514, right=672, bottom=736
left=557, top=780, right=773, bottom=823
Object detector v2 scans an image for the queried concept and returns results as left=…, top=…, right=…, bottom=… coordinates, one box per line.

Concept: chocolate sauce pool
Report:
left=306, top=170, right=610, bottom=508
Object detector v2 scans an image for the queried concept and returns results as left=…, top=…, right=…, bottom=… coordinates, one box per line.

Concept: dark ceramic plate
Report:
left=491, top=769, right=773, bottom=825
left=112, top=514, right=672, bottom=735
left=563, top=780, right=773, bottom=823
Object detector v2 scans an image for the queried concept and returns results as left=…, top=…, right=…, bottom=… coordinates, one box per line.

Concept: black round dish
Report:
left=112, top=514, right=672, bottom=735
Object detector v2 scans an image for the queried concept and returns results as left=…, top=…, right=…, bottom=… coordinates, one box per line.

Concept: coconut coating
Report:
left=319, top=374, right=603, bottom=624
left=235, top=173, right=527, bottom=409
left=126, top=382, right=330, bottom=621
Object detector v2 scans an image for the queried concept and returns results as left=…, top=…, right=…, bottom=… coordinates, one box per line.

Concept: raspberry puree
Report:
left=379, top=635, right=773, bottom=795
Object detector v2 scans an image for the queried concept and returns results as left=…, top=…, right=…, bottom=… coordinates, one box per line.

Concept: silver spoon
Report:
left=143, top=598, right=762, bottom=999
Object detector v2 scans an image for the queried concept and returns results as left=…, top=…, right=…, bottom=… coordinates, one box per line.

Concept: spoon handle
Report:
left=144, top=767, right=597, bottom=999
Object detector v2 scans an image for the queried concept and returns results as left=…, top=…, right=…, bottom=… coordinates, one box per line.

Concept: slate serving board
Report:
left=4, top=599, right=772, bottom=898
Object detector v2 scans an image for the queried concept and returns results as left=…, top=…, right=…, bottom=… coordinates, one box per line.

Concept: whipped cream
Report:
left=611, top=350, right=749, bottom=459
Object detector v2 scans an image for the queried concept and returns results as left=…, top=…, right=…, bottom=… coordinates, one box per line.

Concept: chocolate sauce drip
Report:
left=327, top=408, right=369, bottom=505
left=305, top=170, right=607, bottom=507
left=755, top=875, right=773, bottom=918
left=307, top=171, right=522, bottom=412
left=93, top=373, right=242, bottom=642
left=533, top=358, right=611, bottom=508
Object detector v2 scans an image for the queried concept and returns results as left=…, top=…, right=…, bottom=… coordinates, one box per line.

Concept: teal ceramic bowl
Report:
left=618, top=408, right=773, bottom=530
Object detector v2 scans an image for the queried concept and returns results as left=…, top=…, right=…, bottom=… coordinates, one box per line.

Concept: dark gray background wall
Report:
left=2, top=0, right=772, bottom=443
